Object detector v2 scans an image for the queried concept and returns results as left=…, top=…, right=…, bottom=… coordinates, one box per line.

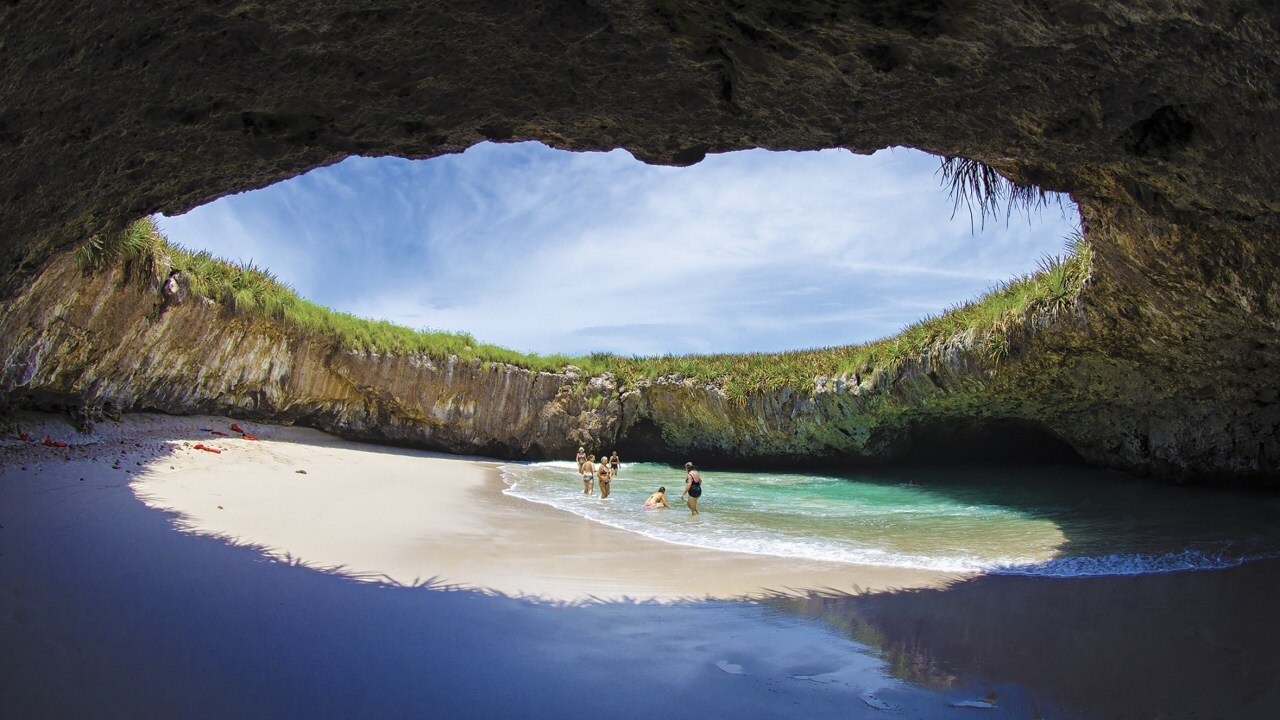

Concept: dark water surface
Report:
left=5, top=448, right=1279, bottom=719
left=772, top=559, right=1280, bottom=718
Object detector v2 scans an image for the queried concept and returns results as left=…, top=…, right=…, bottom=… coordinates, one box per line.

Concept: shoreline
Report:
left=8, top=411, right=962, bottom=602
left=5, top=411, right=1280, bottom=718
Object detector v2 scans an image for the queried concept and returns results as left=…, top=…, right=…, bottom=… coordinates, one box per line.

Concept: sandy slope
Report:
left=0, top=413, right=959, bottom=719
left=49, top=413, right=950, bottom=601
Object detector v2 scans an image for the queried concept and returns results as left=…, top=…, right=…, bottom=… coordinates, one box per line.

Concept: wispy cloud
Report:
left=155, top=143, right=1078, bottom=356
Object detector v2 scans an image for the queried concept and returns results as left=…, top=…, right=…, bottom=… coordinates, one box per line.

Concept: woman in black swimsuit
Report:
left=609, top=451, right=620, bottom=477
left=680, top=461, right=702, bottom=516
left=597, top=457, right=613, bottom=498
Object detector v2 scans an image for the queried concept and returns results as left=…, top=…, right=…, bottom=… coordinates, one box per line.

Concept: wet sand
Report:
left=3, top=411, right=1278, bottom=718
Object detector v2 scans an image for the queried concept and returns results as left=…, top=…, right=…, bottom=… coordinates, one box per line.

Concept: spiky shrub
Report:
left=938, top=156, right=1057, bottom=230
left=849, top=232, right=1093, bottom=368
left=77, top=218, right=168, bottom=283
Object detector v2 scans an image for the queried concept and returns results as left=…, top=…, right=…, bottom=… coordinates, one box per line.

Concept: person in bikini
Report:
left=597, top=456, right=613, bottom=498
left=680, top=461, right=702, bottom=516
left=609, top=451, right=621, bottom=477
left=575, top=447, right=587, bottom=472
left=643, top=486, right=670, bottom=509
left=581, top=454, right=596, bottom=495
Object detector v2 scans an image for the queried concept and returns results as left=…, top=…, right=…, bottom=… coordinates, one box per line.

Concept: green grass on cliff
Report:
left=79, top=218, right=582, bottom=371
left=81, top=218, right=1092, bottom=396
left=592, top=232, right=1091, bottom=396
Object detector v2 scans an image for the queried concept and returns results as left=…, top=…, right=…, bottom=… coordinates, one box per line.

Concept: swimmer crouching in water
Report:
left=643, top=486, right=670, bottom=509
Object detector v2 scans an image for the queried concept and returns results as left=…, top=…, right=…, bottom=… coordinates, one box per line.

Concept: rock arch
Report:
left=1, top=2, right=1277, bottom=480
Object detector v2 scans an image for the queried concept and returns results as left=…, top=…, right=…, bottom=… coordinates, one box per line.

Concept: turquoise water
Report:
left=500, top=461, right=1280, bottom=576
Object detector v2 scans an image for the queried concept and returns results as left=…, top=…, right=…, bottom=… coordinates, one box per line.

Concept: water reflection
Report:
left=769, top=559, right=1280, bottom=718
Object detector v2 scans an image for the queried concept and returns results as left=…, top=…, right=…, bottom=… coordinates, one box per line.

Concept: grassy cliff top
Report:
left=80, top=217, right=1092, bottom=397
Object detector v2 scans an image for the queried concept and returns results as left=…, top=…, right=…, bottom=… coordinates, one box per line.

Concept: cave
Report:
left=1, top=2, right=1278, bottom=482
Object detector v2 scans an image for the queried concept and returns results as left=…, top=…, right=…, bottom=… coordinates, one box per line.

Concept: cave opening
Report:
left=152, top=142, right=1080, bottom=360
left=902, top=418, right=1087, bottom=466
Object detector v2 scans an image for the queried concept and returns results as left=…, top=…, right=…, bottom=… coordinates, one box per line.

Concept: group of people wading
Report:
left=575, top=447, right=703, bottom=516
left=575, top=449, right=621, bottom=498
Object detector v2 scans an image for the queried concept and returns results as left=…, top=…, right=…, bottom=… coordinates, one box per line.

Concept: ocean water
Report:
left=500, top=461, right=1280, bottom=577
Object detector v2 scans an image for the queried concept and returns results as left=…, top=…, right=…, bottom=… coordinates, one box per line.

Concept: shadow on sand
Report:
left=5, top=414, right=1279, bottom=719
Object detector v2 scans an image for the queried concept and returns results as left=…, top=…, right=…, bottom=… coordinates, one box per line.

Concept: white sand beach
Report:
left=19, top=412, right=954, bottom=601
left=0, top=411, right=966, bottom=718
left=5, top=412, right=1278, bottom=719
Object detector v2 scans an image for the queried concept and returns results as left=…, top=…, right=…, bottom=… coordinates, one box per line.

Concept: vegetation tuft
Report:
left=939, top=156, right=1061, bottom=231
left=80, top=217, right=1093, bottom=397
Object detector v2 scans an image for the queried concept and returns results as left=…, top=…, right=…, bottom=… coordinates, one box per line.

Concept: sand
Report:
left=55, top=412, right=954, bottom=601
left=0, top=412, right=965, bottom=718
left=5, top=411, right=1278, bottom=719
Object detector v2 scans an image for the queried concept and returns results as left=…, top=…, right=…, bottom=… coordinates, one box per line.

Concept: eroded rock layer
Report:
left=3, top=247, right=1276, bottom=482
left=1, top=2, right=1278, bottom=481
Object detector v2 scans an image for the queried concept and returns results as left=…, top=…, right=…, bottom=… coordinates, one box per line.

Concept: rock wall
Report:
left=0, top=2, right=1278, bottom=481
left=1, top=2, right=1278, bottom=281
left=0, top=254, right=630, bottom=457
left=4, top=246, right=1276, bottom=483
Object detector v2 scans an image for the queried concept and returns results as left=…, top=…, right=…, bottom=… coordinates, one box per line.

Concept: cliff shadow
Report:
left=763, top=558, right=1280, bottom=719
left=811, top=418, right=1280, bottom=572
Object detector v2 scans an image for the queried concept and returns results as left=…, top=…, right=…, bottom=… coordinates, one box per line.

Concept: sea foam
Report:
left=500, top=461, right=1276, bottom=578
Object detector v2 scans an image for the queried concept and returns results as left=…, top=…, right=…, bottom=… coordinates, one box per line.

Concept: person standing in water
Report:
left=680, top=461, right=702, bottom=516
left=597, top=456, right=613, bottom=498
left=581, top=454, right=596, bottom=495
left=609, top=451, right=621, bottom=478
left=575, top=447, right=587, bottom=473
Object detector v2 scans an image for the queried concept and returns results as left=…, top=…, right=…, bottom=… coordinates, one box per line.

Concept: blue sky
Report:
left=155, top=143, right=1078, bottom=356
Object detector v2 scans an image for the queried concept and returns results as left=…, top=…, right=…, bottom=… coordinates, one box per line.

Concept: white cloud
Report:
left=156, top=143, right=1079, bottom=356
